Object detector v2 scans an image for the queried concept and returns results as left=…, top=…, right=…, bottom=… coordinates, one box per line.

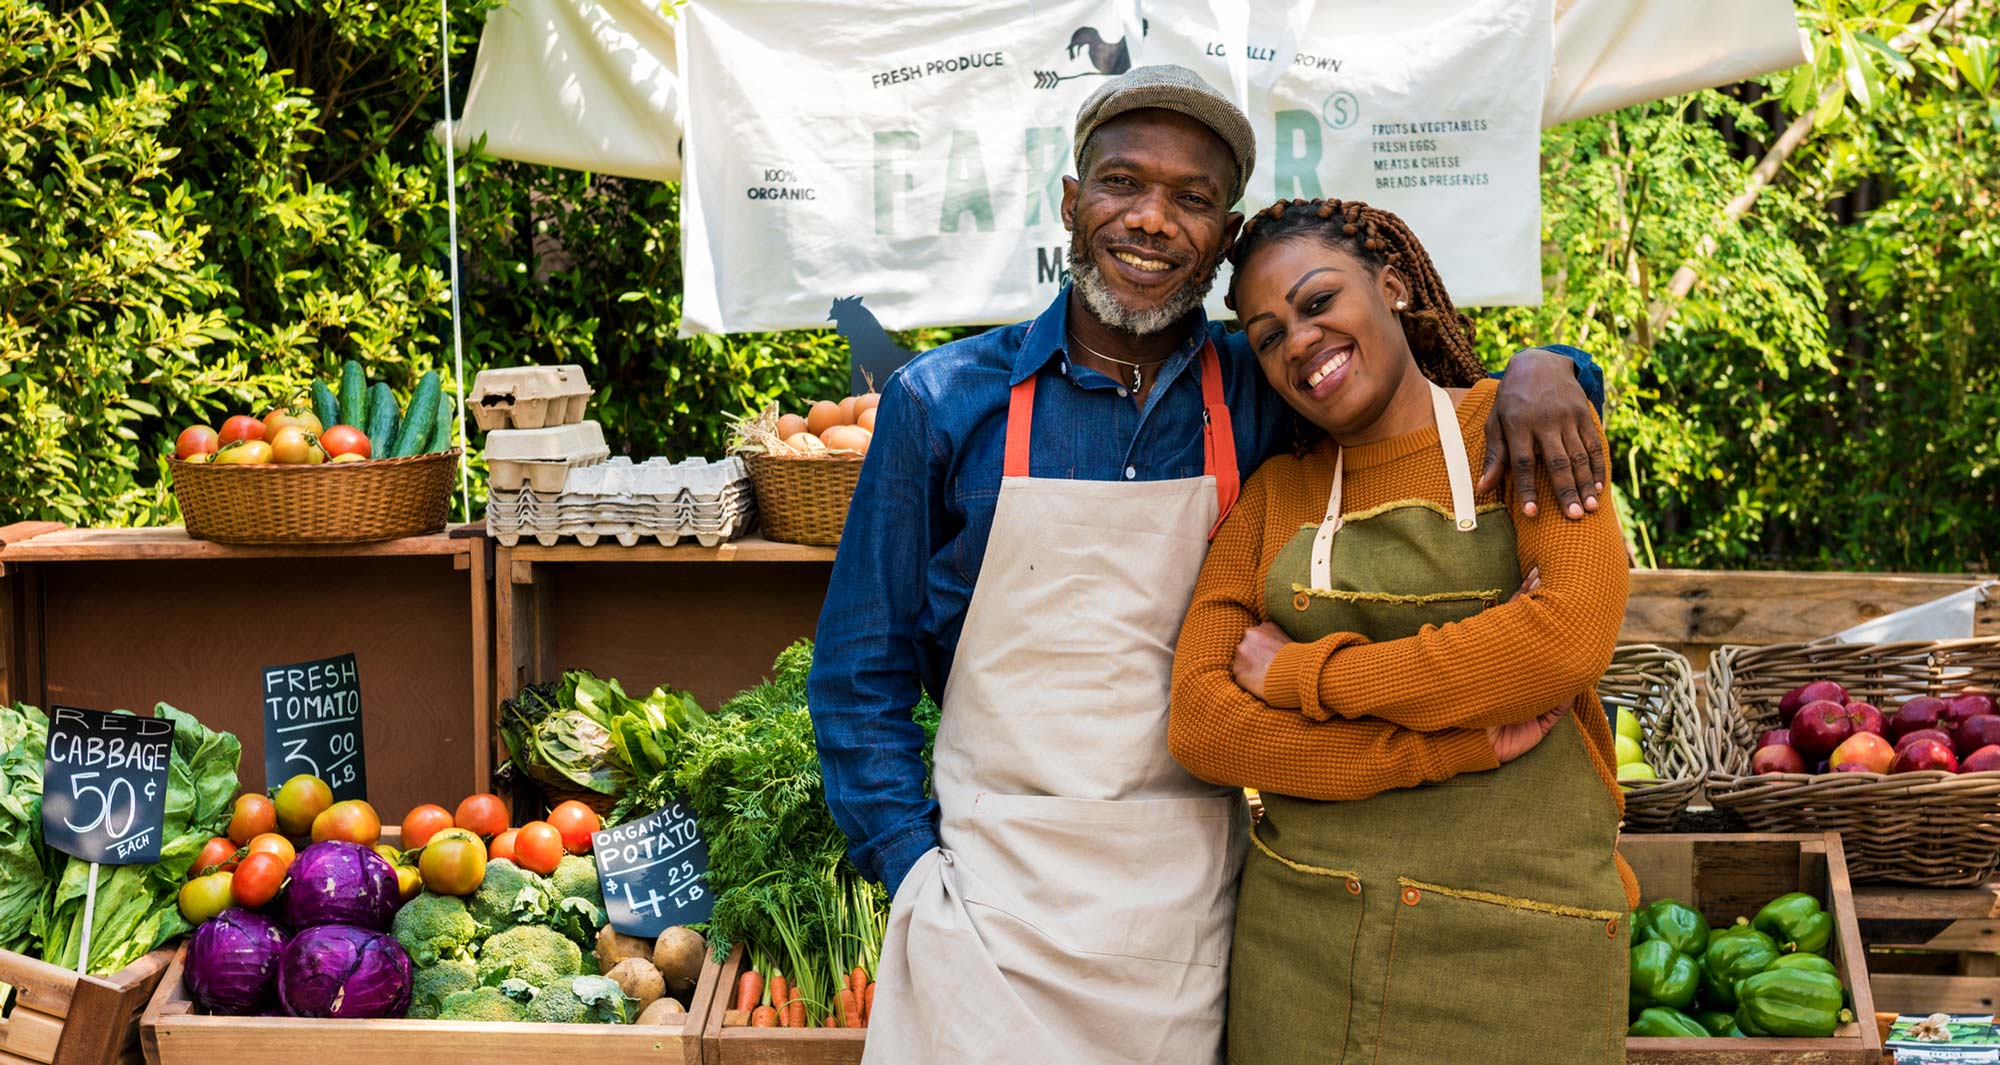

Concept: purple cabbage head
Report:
left=277, top=924, right=412, bottom=1019
left=285, top=840, right=399, bottom=931
left=185, top=907, right=290, bottom=1015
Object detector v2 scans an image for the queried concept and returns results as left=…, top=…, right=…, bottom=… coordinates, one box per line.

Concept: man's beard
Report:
left=1068, top=243, right=1220, bottom=338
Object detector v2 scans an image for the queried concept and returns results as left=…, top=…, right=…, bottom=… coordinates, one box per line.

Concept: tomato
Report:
left=231, top=851, right=287, bottom=908
left=227, top=794, right=277, bottom=846
left=218, top=415, right=266, bottom=444
left=547, top=800, right=601, bottom=854
left=395, top=863, right=423, bottom=902
left=188, top=836, right=239, bottom=878
left=177, top=872, right=235, bottom=924
left=175, top=426, right=220, bottom=460
left=488, top=828, right=520, bottom=863
left=263, top=406, right=322, bottom=441
left=311, top=799, right=382, bottom=845
left=268, top=427, right=325, bottom=465
left=512, top=821, right=564, bottom=875
left=320, top=425, right=371, bottom=460
left=419, top=834, right=488, bottom=896
left=246, top=832, right=296, bottom=868
left=273, top=775, right=333, bottom=835
left=400, top=804, right=454, bottom=848
left=214, top=439, right=274, bottom=465
left=454, top=793, right=510, bottom=839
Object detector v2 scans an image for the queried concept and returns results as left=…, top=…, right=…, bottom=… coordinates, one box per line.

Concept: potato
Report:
left=596, top=924, right=652, bottom=974
left=637, top=997, right=686, bottom=1025
left=608, top=958, right=665, bottom=1016
left=652, top=925, right=707, bottom=995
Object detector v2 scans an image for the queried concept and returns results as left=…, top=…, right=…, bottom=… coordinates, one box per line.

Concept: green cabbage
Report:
left=0, top=704, right=51, bottom=955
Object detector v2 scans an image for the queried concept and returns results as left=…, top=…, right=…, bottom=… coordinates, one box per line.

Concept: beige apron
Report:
left=863, top=341, right=1250, bottom=1065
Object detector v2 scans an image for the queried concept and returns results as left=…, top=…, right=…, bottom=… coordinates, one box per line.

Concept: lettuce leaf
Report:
left=0, top=704, right=50, bottom=955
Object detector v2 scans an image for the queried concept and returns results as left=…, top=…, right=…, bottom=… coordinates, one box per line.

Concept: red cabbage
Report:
left=185, top=907, right=288, bottom=1015
left=278, top=924, right=412, bottom=1019
left=285, top=841, right=399, bottom=931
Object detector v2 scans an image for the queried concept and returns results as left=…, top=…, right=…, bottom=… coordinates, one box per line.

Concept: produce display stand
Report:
left=0, top=946, right=176, bottom=1065
left=140, top=944, right=723, bottom=1065
left=0, top=524, right=493, bottom=820
left=1852, top=880, right=2000, bottom=1016
left=493, top=535, right=832, bottom=723
left=1621, top=832, right=1880, bottom=1064
left=703, top=945, right=862, bottom=1065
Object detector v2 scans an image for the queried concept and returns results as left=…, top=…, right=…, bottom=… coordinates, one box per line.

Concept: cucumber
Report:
left=310, top=381, right=339, bottom=431
left=366, top=382, right=400, bottom=453
left=338, top=360, right=366, bottom=429
left=425, top=394, right=456, bottom=454
left=391, top=371, right=440, bottom=458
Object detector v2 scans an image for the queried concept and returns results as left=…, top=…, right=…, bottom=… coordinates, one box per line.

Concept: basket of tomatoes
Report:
left=170, top=364, right=460, bottom=544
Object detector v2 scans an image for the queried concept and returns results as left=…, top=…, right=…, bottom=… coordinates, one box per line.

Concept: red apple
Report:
left=1756, top=728, right=1792, bottom=750
left=1890, top=738, right=1959, bottom=774
left=1946, top=694, right=1995, bottom=730
left=1750, top=744, right=1808, bottom=775
left=1791, top=700, right=1860, bottom=758
left=1896, top=728, right=1955, bottom=754
left=1834, top=762, right=1873, bottom=773
left=1845, top=701, right=1887, bottom=737
left=1830, top=731, right=1896, bottom=774
left=1954, top=716, right=2000, bottom=758
left=1891, top=697, right=1951, bottom=740
left=1963, top=745, right=2000, bottom=773
left=1780, top=680, right=1849, bottom=727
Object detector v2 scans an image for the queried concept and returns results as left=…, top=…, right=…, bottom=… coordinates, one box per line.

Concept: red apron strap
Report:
left=1198, top=341, right=1240, bottom=537
left=1003, top=374, right=1036, bottom=479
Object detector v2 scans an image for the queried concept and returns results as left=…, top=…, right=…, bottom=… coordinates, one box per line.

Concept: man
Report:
left=808, top=65, right=1606, bottom=1063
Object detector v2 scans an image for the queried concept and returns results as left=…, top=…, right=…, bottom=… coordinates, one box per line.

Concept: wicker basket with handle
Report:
left=171, top=450, right=459, bottom=544
left=1706, top=637, right=2000, bottom=886
left=743, top=452, right=862, bottom=547
left=1602, top=643, right=1706, bottom=832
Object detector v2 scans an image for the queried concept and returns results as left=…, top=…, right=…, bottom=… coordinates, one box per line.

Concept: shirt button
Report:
left=1124, top=466, right=1137, bottom=480
left=1117, top=387, right=1129, bottom=397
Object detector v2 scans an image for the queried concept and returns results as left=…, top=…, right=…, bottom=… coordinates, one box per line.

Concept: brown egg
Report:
left=805, top=401, right=844, bottom=437
left=853, top=392, right=882, bottom=416
left=837, top=397, right=859, bottom=425
left=783, top=432, right=825, bottom=453
left=776, top=413, right=809, bottom=438
left=856, top=406, right=877, bottom=432
left=821, top=425, right=872, bottom=455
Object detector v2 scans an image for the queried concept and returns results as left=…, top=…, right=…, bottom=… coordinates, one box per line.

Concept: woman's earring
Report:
left=1394, top=299, right=1409, bottom=312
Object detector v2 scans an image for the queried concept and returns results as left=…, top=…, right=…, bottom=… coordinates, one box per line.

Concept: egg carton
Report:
left=487, top=507, right=756, bottom=549
left=471, top=365, right=594, bottom=430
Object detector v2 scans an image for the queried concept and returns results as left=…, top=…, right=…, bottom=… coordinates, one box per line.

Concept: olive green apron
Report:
left=1227, top=383, right=1629, bottom=1065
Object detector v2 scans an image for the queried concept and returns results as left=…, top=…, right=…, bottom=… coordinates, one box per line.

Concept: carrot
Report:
left=770, top=974, right=791, bottom=1026
left=863, top=981, right=875, bottom=1025
left=824, top=1017, right=839, bottom=1028
left=750, top=1006, right=778, bottom=1027
left=734, top=969, right=764, bottom=1013
left=850, top=966, right=869, bottom=997
left=838, top=988, right=862, bottom=1029
left=787, top=1000, right=807, bottom=1028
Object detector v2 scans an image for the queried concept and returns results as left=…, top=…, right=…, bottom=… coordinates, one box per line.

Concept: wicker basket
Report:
left=1706, top=637, right=2000, bottom=886
left=743, top=451, right=862, bottom=547
left=171, top=450, right=459, bottom=544
left=1602, top=644, right=1706, bottom=832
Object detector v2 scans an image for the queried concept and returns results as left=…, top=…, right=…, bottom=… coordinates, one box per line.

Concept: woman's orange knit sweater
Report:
left=1169, top=379, right=1632, bottom=822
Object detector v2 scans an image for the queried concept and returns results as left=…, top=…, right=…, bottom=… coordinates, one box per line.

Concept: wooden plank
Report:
left=1626, top=1035, right=1875, bottom=1065
left=1870, top=973, right=2000, bottom=1013
left=506, top=537, right=834, bottom=566
left=1824, top=834, right=1883, bottom=1037
left=1851, top=884, right=2000, bottom=921
left=0, top=951, right=79, bottom=1020
left=1918, top=919, right=2000, bottom=953
left=0, top=527, right=476, bottom=563
left=470, top=539, right=493, bottom=793
left=0, top=1048, right=53, bottom=1065
left=57, top=953, right=170, bottom=1065
left=0, top=524, right=64, bottom=550
left=0, top=1008, right=61, bottom=1062
left=1622, top=569, right=1998, bottom=650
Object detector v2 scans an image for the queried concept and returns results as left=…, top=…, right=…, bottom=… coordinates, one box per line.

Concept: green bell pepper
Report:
left=1699, top=924, right=1782, bottom=1009
left=1752, top=892, right=1834, bottom=955
left=1633, top=899, right=1711, bottom=957
left=1735, top=967, right=1852, bottom=1038
left=1766, top=953, right=1838, bottom=977
left=1630, top=938, right=1700, bottom=1011
left=1691, top=1008, right=1743, bottom=1037
left=1628, top=1006, right=1711, bottom=1038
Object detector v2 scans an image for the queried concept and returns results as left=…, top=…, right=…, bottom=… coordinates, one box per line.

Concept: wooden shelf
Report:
left=1852, top=883, right=2000, bottom=921
left=502, top=534, right=834, bottom=572
left=0, top=526, right=478, bottom=564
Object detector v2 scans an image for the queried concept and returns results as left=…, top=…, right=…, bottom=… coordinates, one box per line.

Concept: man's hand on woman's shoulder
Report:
left=1480, top=348, right=1608, bottom=520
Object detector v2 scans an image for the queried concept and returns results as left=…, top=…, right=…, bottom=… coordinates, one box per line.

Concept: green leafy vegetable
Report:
left=0, top=704, right=51, bottom=955
left=499, top=670, right=709, bottom=812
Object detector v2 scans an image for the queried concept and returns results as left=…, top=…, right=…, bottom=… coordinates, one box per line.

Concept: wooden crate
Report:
left=702, top=945, right=863, bottom=1065
left=1851, top=881, right=2000, bottom=1016
left=141, top=941, right=723, bottom=1065
left=1621, top=833, right=1882, bottom=1064
left=0, top=945, right=175, bottom=1065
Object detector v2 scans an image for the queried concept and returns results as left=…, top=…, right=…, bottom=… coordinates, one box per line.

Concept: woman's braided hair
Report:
left=1226, top=197, right=1485, bottom=389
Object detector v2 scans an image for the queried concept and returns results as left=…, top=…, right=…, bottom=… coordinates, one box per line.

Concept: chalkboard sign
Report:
left=592, top=799, right=714, bottom=936
left=262, top=653, right=367, bottom=801
left=43, top=707, right=173, bottom=864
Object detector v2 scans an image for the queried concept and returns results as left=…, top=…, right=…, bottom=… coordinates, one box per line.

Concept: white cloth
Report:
left=1829, top=583, right=1997, bottom=645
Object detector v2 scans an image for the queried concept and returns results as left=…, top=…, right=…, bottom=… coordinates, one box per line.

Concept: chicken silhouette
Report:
left=1067, top=27, right=1131, bottom=76
left=829, top=296, right=916, bottom=395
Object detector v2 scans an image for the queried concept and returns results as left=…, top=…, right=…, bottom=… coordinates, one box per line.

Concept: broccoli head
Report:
left=552, top=854, right=602, bottom=908
left=476, top=923, right=584, bottom=988
left=469, top=858, right=557, bottom=934
left=523, top=975, right=633, bottom=1024
left=437, top=985, right=528, bottom=1022
left=408, top=960, right=479, bottom=1020
left=392, top=893, right=482, bottom=968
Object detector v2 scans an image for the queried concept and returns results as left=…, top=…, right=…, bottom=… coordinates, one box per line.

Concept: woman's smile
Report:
left=1296, top=342, right=1356, bottom=398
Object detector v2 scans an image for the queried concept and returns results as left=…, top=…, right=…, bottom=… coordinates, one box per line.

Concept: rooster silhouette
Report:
left=1035, top=26, right=1133, bottom=88
left=830, top=296, right=916, bottom=395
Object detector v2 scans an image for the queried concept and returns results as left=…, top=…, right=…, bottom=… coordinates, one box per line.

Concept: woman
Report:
left=1168, top=198, right=1636, bottom=1065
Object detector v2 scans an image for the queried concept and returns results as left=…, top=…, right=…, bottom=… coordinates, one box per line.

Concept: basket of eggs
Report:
left=730, top=392, right=878, bottom=546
